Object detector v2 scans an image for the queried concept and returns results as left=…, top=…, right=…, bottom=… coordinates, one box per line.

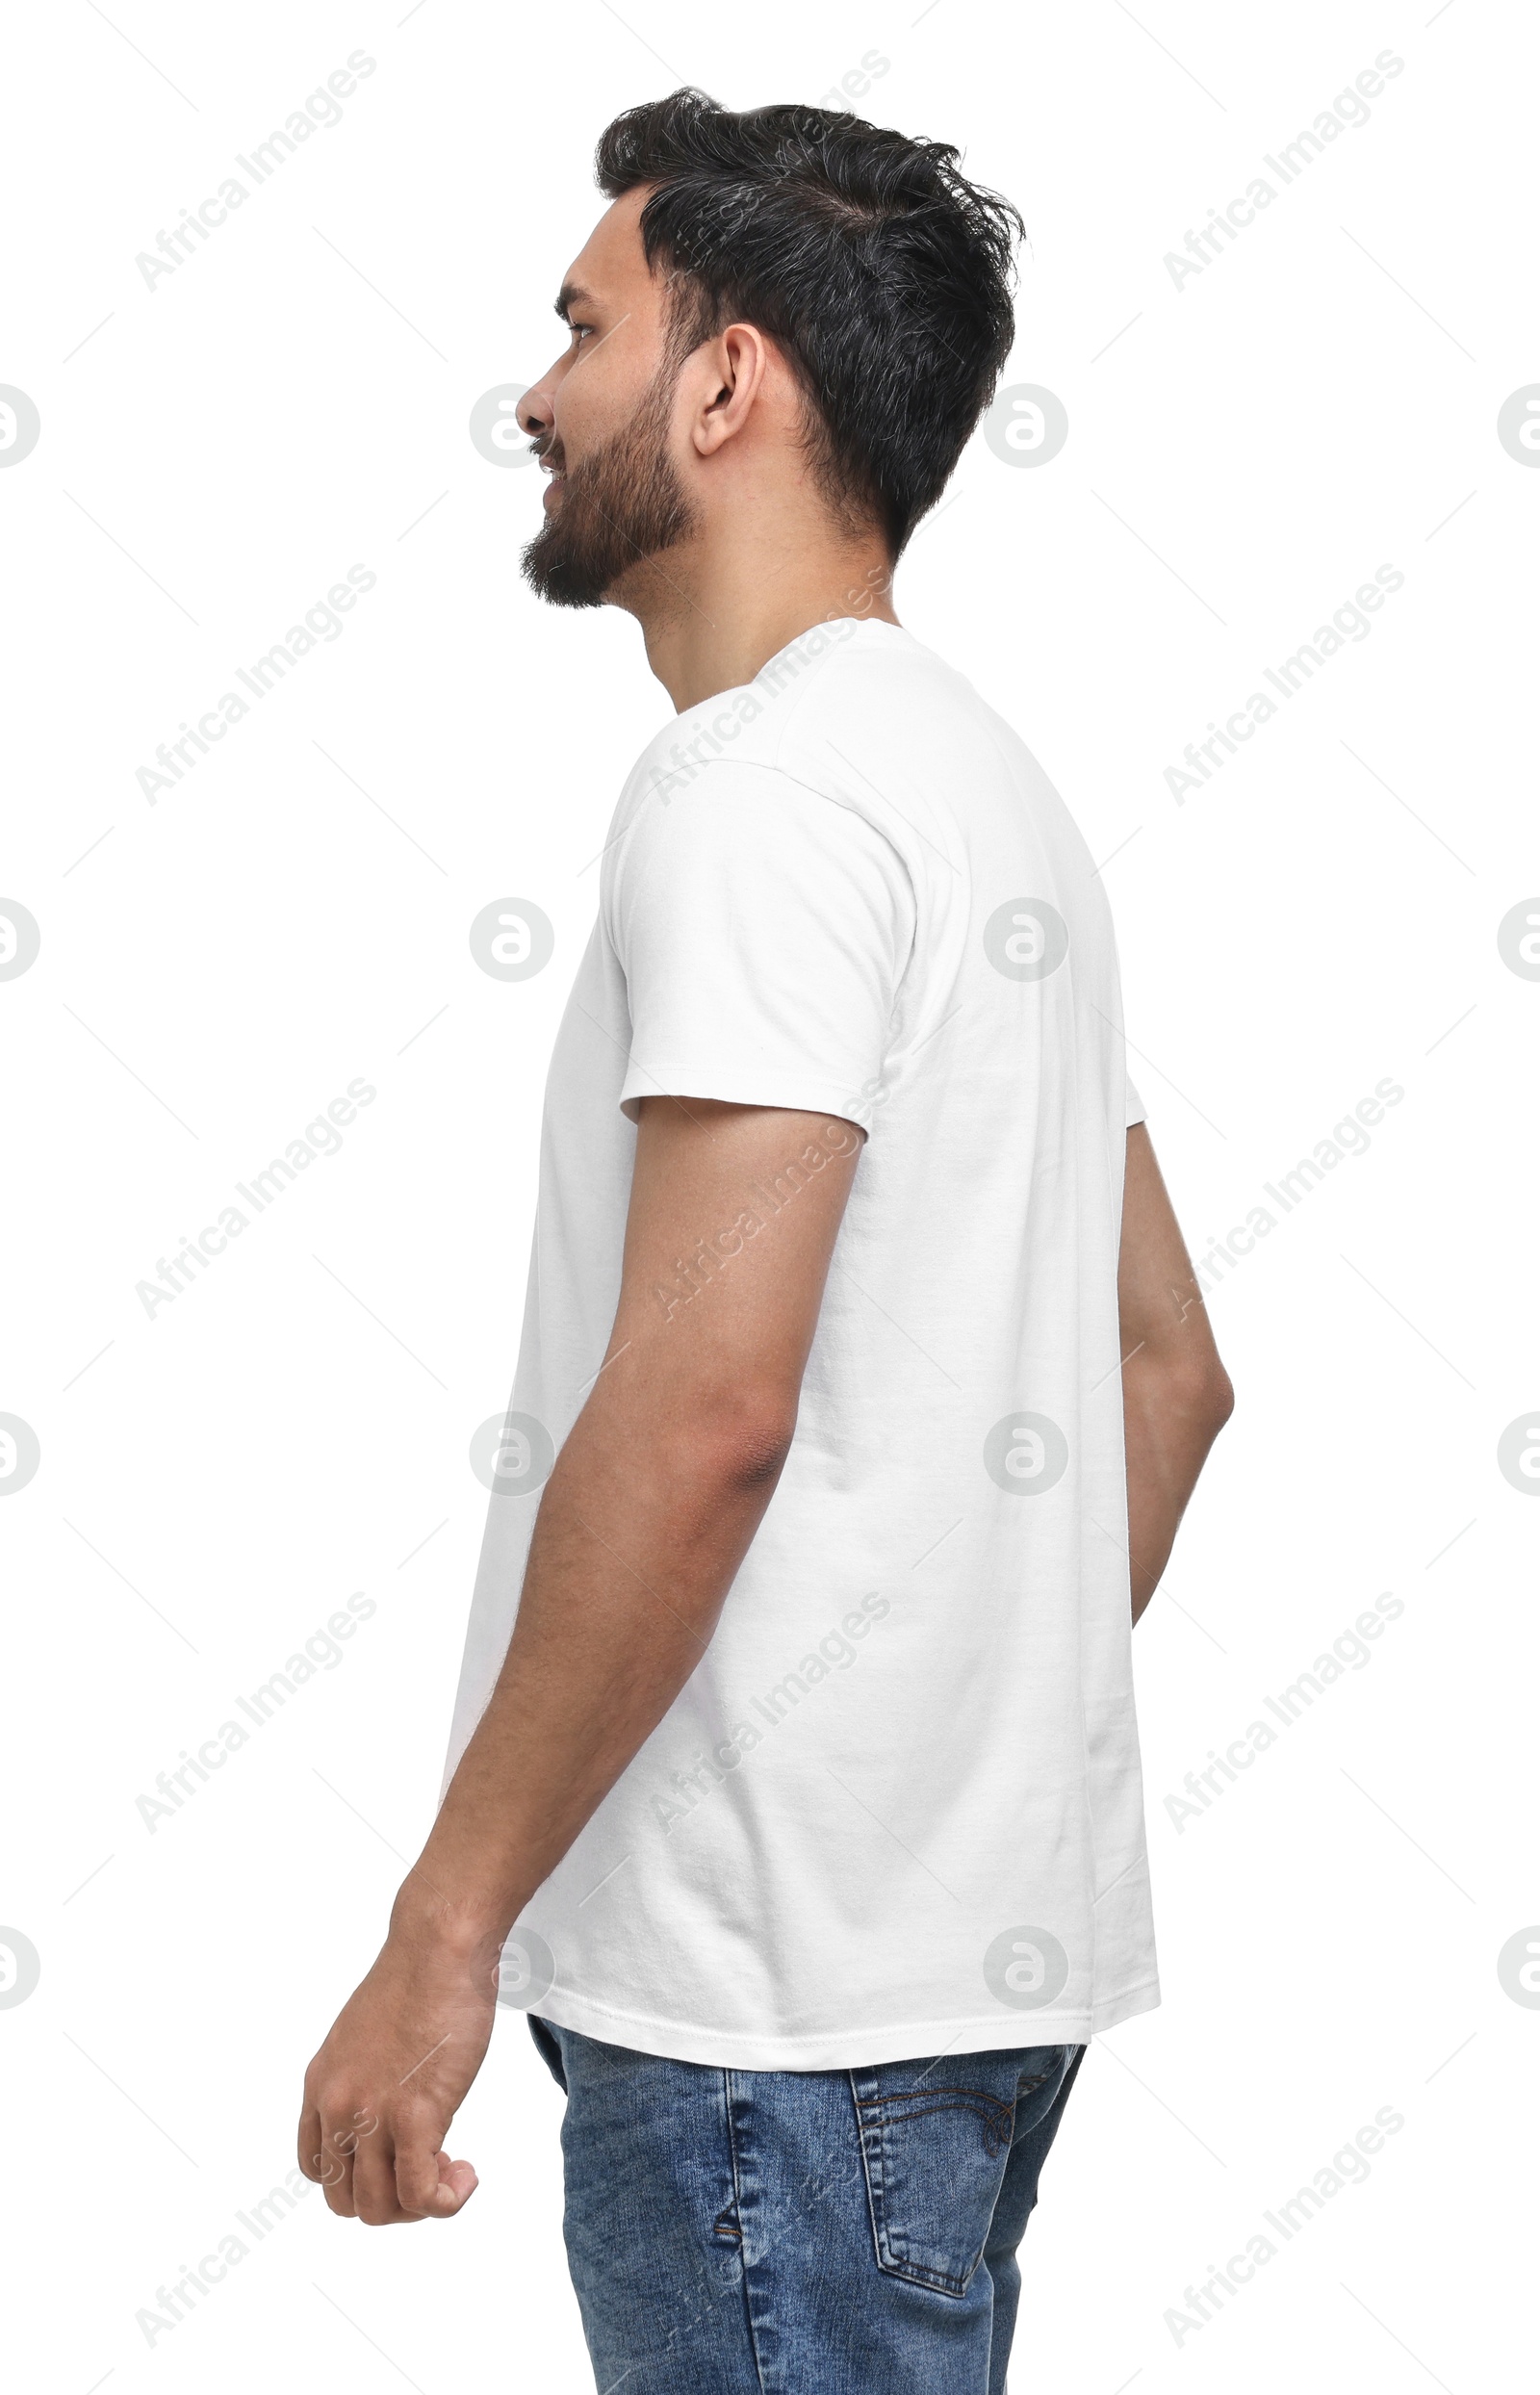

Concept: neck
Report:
left=612, top=524, right=901, bottom=712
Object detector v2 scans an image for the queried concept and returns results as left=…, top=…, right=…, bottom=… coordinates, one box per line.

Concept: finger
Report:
left=397, top=2139, right=477, bottom=2220
left=437, top=2156, right=478, bottom=2212
left=318, top=2123, right=358, bottom=2218
left=352, top=2131, right=410, bottom=2228
left=394, top=2123, right=456, bottom=2218
left=296, top=2100, right=324, bottom=2184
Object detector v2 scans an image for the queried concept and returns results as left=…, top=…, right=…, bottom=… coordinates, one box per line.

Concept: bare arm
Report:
left=298, top=1098, right=860, bottom=2223
left=1118, top=1123, right=1234, bottom=1624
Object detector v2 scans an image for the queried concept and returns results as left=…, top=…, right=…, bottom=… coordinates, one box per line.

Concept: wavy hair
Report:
left=595, top=89, right=1024, bottom=558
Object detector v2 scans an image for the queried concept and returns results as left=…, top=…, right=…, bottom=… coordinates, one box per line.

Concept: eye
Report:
left=568, top=321, right=593, bottom=345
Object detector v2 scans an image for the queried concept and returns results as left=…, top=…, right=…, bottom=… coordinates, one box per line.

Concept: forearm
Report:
left=298, top=1103, right=856, bottom=2226
left=397, top=1399, right=786, bottom=1957
left=1122, top=1353, right=1233, bottom=1623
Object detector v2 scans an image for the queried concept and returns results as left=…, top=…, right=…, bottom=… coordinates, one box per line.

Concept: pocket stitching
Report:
left=852, top=2073, right=1014, bottom=2298
left=855, top=2087, right=1015, bottom=2160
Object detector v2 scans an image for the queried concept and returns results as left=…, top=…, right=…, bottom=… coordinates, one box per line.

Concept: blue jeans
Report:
left=529, top=2017, right=1085, bottom=2393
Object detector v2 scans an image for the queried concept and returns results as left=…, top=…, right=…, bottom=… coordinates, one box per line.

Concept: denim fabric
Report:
left=529, top=2016, right=1084, bottom=2393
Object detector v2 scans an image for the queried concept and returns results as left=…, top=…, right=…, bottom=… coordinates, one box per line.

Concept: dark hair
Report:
left=595, top=90, right=1023, bottom=560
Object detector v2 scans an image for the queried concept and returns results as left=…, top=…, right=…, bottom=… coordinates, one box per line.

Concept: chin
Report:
left=519, top=532, right=605, bottom=610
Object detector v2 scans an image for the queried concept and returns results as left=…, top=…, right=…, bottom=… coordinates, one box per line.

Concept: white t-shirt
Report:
left=443, top=616, right=1158, bottom=2069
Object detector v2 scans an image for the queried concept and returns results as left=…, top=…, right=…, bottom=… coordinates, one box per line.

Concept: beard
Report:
left=521, top=364, right=699, bottom=610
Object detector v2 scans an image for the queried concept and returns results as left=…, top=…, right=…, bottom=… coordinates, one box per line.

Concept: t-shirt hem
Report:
left=619, top=1069, right=874, bottom=1133
left=515, top=1974, right=1161, bottom=2072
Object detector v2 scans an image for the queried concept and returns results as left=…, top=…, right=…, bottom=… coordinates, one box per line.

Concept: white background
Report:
left=3, top=1, right=1535, bottom=2388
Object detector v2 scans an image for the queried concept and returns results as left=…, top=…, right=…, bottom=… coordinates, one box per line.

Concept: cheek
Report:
left=562, top=336, right=664, bottom=455
left=551, top=364, right=604, bottom=460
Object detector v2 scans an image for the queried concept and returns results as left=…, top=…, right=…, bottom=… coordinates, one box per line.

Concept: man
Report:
left=299, top=89, right=1233, bottom=2392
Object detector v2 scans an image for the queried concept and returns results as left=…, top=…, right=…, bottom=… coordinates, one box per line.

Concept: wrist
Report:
left=388, top=1867, right=521, bottom=1976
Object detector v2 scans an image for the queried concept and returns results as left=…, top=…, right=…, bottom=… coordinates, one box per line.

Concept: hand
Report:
left=297, top=1893, right=500, bottom=2224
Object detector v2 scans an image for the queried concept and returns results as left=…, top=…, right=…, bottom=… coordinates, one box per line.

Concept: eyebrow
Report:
left=554, top=281, right=599, bottom=324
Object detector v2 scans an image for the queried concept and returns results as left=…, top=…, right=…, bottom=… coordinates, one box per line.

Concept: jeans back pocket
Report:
left=849, top=2048, right=1063, bottom=2297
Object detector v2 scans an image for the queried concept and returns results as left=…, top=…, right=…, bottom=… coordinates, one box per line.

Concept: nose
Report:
left=518, top=376, right=556, bottom=442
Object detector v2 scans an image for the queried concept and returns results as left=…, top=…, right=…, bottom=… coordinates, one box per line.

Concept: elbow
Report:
left=1191, top=1359, right=1235, bottom=1440
left=1146, top=1351, right=1234, bottom=1440
left=682, top=1386, right=799, bottom=1495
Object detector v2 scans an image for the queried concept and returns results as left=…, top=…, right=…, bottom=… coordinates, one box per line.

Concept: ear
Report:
left=689, top=322, right=773, bottom=459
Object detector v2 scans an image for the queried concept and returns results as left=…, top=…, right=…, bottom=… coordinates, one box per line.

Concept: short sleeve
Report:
left=1125, top=1073, right=1146, bottom=1127
left=607, top=766, right=914, bottom=1133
